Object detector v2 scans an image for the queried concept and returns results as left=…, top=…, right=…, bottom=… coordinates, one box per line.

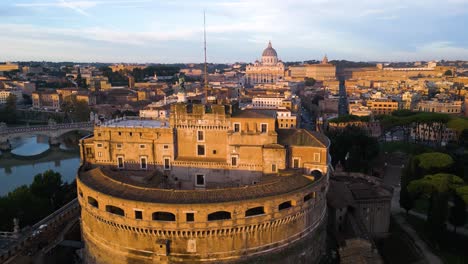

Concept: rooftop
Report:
left=78, top=166, right=320, bottom=204
left=98, top=118, right=169, bottom=128
left=277, top=129, right=329, bottom=147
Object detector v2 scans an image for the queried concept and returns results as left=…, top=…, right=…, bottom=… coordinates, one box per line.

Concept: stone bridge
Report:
left=0, top=122, right=93, bottom=151
left=0, top=198, right=80, bottom=263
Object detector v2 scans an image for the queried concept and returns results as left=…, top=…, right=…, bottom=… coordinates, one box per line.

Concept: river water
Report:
left=0, top=135, right=81, bottom=196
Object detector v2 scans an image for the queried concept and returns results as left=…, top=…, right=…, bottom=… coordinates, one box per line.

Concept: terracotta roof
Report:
left=78, top=167, right=320, bottom=204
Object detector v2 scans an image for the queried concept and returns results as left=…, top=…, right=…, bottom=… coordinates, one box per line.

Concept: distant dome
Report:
left=262, top=41, right=277, bottom=57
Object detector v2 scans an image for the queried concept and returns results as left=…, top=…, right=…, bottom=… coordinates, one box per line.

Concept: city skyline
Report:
left=1, top=0, right=468, bottom=63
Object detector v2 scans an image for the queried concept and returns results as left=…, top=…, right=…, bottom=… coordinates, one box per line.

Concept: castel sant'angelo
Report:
left=76, top=42, right=331, bottom=264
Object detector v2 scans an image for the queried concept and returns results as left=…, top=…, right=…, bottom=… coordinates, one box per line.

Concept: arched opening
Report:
left=208, top=211, right=231, bottom=221
left=152, top=212, right=176, bottom=221
left=278, top=201, right=292, bottom=211
left=304, top=192, right=315, bottom=202
left=245, top=206, right=265, bottom=217
left=105, top=205, right=125, bottom=216
left=88, top=196, right=99, bottom=208
left=311, top=170, right=323, bottom=179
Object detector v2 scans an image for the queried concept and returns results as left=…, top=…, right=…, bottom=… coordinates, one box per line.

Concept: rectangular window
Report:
left=234, top=123, right=240, bottom=133
left=261, top=123, right=267, bottom=133
left=196, top=174, right=205, bottom=186
left=314, top=153, right=320, bottom=162
left=164, top=157, right=170, bottom=170
left=197, top=130, right=204, bottom=141
left=97, top=133, right=101, bottom=137
left=129, top=132, right=133, bottom=136
left=140, top=157, right=147, bottom=169
left=118, top=132, right=122, bottom=136
left=139, top=144, right=146, bottom=149
left=86, top=147, right=92, bottom=154
left=135, top=210, right=143, bottom=220
left=97, top=143, right=103, bottom=148
left=163, top=145, right=169, bottom=149
left=231, top=156, right=238, bottom=167
left=272, top=164, right=277, bottom=172
left=117, top=156, right=124, bottom=169
left=197, top=145, right=205, bottom=156
left=293, top=158, right=299, bottom=169
left=116, top=143, right=122, bottom=149
left=186, top=213, right=194, bottom=222
left=98, top=152, right=102, bottom=157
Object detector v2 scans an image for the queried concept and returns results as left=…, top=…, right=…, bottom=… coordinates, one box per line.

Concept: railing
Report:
left=31, top=198, right=79, bottom=230
left=0, top=122, right=93, bottom=136
left=0, top=198, right=80, bottom=262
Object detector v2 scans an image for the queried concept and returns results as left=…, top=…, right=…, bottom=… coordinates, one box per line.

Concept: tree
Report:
left=76, top=73, right=83, bottom=88
left=408, top=173, right=464, bottom=238
left=62, top=98, right=91, bottom=122
left=427, top=191, right=449, bottom=238
left=0, top=94, right=17, bottom=124
left=444, top=70, right=453, bottom=76
left=304, top=77, right=316, bottom=86
left=30, top=170, right=63, bottom=209
left=326, top=126, right=379, bottom=173
left=400, top=186, right=414, bottom=216
left=410, top=152, right=454, bottom=180
left=449, top=194, right=467, bottom=234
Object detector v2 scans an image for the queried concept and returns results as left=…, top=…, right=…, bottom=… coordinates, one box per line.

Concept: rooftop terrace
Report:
left=98, top=117, right=169, bottom=129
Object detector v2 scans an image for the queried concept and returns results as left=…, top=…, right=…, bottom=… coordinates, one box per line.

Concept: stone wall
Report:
left=78, top=173, right=328, bottom=263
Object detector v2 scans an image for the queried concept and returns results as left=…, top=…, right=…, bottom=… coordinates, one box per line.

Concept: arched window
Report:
left=152, top=212, right=175, bottom=221
left=106, top=205, right=124, bottom=216
left=278, top=201, right=292, bottom=211
left=304, top=192, right=315, bottom=202
left=88, top=196, right=99, bottom=208
left=208, top=211, right=231, bottom=221
left=245, top=206, right=265, bottom=217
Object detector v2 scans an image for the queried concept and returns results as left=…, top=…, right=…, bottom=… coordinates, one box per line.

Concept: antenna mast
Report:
left=204, top=11, right=208, bottom=100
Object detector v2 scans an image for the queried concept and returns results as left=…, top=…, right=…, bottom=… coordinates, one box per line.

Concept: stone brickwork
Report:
left=78, top=103, right=331, bottom=263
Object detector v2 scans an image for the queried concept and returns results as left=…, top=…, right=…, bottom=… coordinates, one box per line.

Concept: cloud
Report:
left=15, top=0, right=151, bottom=16
left=3, top=0, right=468, bottom=62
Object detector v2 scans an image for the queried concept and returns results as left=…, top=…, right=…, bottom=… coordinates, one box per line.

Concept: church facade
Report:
left=245, top=41, right=286, bottom=86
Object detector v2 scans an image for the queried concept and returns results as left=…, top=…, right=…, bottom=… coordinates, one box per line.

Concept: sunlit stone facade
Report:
left=77, top=103, right=331, bottom=263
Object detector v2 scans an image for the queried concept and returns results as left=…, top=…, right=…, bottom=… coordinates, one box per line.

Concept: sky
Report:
left=1, top=0, right=468, bottom=63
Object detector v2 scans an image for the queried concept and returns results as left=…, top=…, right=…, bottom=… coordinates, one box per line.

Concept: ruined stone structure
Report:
left=77, top=103, right=331, bottom=263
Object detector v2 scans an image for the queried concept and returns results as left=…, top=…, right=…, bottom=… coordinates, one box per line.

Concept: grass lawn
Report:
left=406, top=214, right=468, bottom=264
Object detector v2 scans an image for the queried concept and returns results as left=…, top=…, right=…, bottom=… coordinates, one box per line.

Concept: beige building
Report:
left=0, top=89, right=22, bottom=104
left=288, top=56, right=336, bottom=81
left=277, top=108, right=297, bottom=129
left=32, top=91, right=62, bottom=110
left=416, top=100, right=462, bottom=114
left=78, top=103, right=331, bottom=263
left=366, top=99, right=399, bottom=115
left=110, top=64, right=146, bottom=72
left=0, top=62, right=19, bottom=72
left=246, top=42, right=285, bottom=86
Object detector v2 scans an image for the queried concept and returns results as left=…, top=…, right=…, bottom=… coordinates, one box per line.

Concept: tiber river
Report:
left=0, top=135, right=82, bottom=196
